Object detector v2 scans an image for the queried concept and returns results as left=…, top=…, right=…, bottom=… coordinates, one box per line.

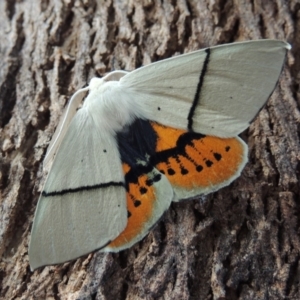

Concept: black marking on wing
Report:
left=134, top=200, right=142, bottom=207
left=116, top=119, right=209, bottom=179
left=145, top=173, right=161, bottom=186
left=128, top=193, right=142, bottom=209
left=149, top=130, right=206, bottom=170
left=140, top=187, right=147, bottom=194
left=187, top=48, right=211, bottom=131
left=167, top=168, right=175, bottom=176
left=213, top=152, right=222, bottom=161
left=117, top=119, right=160, bottom=190
left=175, top=155, right=189, bottom=175
left=116, top=119, right=236, bottom=182
left=42, top=181, right=125, bottom=197
left=204, top=160, right=213, bottom=167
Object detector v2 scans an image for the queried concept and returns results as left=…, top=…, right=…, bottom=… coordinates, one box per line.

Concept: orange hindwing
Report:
left=149, top=122, right=247, bottom=199
left=105, top=119, right=247, bottom=249
left=105, top=161, right=173, bottom=251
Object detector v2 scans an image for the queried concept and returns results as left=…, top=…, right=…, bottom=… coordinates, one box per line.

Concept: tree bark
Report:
left=0, top=0, right=299, bottom=299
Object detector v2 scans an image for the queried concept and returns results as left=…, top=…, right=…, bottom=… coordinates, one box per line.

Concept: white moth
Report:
left=29, top=40, right=290, bottom=270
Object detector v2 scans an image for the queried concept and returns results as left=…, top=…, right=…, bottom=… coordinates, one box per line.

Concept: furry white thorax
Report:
left=83, top=72, right=138, bottom=132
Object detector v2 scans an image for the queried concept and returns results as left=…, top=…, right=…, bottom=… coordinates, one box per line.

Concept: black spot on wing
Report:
left=181, top=167, right=189, bottom=175
left=213, top=152, right=222, bottom=161
left=128, top=193, right=143, bottom=209
left=145, top=178, right=154, bottom=186
left=175, top=155, right=189, bottom=175
left=205, top=160, right=213, bottom=167
left=153, top=173, right=161, bottom=182
left=140, top=187, right=147, bottom=194
left=167, top=168, right=175, bottom=176
left=134, top=200, right=141, bottom=207
left=196, top=165, right=203, bottom=172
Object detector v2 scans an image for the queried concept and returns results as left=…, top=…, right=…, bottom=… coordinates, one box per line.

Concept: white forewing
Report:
left=119, top=40, right=289, bottom=137
left=44, top=87, right=89, bottom=168
left=44, top=109, right=124, bottom=191
left=29, top=107, right=127, bottom=270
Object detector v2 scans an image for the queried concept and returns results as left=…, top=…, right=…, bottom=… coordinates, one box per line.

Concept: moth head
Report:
left=89, top=77, right=105, bottom=91
left=89, top=71, right=128, bottom=91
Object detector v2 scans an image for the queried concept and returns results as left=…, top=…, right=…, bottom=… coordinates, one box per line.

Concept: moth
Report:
left=29, top=40, right=290, bottom=270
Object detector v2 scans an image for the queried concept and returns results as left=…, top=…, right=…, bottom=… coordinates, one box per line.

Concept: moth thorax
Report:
left=85, top=82, right=135, bottom=132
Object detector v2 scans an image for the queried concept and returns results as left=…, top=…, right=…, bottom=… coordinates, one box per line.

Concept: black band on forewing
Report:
left=187, top=48, right=211, bottom=131
left=42, top=181, right=125, bottom=197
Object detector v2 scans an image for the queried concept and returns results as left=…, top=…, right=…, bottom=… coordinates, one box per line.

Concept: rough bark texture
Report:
left=0, top=0, right=299, bottom=299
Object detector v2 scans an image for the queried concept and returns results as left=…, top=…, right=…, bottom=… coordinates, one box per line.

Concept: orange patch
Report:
left=151, top=122, right=185, bottom=151
left=151, top=122, right=245, bottom=190
left=108, top=163, right=156, bottom=249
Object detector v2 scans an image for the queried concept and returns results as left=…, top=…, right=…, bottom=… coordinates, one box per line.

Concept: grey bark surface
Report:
left=0, top=0, right=299, bottom=299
